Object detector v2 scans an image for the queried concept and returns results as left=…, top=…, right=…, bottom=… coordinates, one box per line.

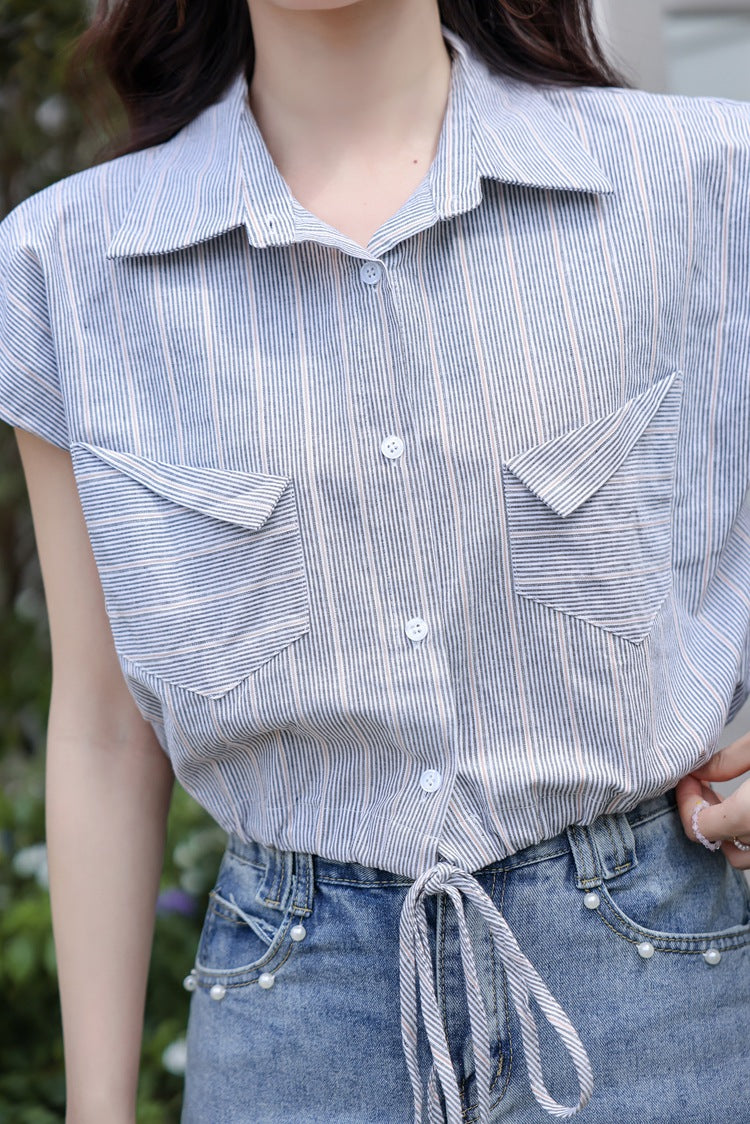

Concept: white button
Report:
left=583, top=892, right=600, bottom=910
left=420, top=769, right=442, bottom=793
left=703, top=947, right=721, bottom=966
left=290, top=923, right=307, bottom=942
left=182, top=972, right=197, bottom=991
left=405, top=617, right=429, bottom=642
left=258, top=972, right=275, bottom=990
left=381, top=434, right=404, bottom=460
left=636, top=941, right=655, bottom=959
left=360, top=261, right=383, bottom=285
left=209, top=983, right=226, bottom=1000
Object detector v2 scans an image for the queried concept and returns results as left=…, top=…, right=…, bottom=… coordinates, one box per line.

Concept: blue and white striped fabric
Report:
left=1, top=25, right=749, bottom=1119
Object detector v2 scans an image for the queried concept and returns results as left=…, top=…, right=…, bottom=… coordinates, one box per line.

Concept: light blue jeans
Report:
left=180, top=790, right=750, bottom=1122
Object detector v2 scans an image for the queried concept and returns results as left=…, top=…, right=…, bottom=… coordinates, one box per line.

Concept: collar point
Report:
left=104, top=236, right=130, bottom=260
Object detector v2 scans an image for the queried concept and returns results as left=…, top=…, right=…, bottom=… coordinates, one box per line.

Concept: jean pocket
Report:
left=70, top=441, right=311, bottom=698
left=591, top=807, right=750, bottom=953
left=191, top=846, right=308, bottom=989
left=501, top=369, right=684, bottom=643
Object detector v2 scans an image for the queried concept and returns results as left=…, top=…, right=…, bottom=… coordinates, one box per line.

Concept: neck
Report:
left=245, top=0, right=452, bottom=173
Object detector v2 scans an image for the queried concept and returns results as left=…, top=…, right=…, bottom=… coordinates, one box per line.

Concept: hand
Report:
left=676, top=730, right=750, bottom=869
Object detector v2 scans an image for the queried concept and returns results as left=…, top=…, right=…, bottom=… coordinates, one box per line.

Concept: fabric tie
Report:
left=398, top=862, right=594, bottom=1122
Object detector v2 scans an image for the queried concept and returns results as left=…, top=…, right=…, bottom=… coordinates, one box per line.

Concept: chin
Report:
left=267, top=0, right=365, bottom=9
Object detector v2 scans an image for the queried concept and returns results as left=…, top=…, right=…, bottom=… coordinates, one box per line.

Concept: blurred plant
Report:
left=3, top=3, right=87, bottom=211
left=0, top=6, right=225, bottom=1120
left=0, top=744, right=227, bottom=1122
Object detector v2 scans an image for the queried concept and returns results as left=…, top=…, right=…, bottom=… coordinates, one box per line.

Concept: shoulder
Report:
left=0, top=142, right=163, bottom=264
left=544, top=82, right=750, bottom=185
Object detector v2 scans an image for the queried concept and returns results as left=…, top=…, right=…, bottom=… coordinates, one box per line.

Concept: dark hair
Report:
left=67, top=1, right=628, bottom=161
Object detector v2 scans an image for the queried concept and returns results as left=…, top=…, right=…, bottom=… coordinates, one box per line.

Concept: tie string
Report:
left=398, top=861, right=594, bottom=1123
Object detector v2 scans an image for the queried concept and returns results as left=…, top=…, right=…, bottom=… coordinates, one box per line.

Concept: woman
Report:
left=1, top=0, right=749, bottom=1120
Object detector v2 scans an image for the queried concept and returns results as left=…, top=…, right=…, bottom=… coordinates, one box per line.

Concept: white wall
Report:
left=664, top=11, right=750, bottom=100
left=593, top=0, right=668, bottom=90
left=594, top=0, right=750, bottom=98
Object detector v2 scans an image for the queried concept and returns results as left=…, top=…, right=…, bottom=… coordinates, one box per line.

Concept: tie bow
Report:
left=398, top=861, right=594, bottom=1122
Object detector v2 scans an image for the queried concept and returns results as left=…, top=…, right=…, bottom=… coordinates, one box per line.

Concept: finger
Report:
left=675, top=774, right=750, bottom=869
left=690, top=785, right=750, bottom=845
left=723, top=839, right=750, bottom=871
left=693, top=731, right=750, bottom=782
left=675, top=774, right=721, bottom=840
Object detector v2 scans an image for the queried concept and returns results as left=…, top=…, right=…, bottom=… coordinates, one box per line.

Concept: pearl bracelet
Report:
left=691, top=799, right=721, bottom=851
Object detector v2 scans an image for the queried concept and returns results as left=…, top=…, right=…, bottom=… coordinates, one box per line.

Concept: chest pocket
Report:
left=70, top=442, right=311, bottom=698
left=500, top=369, right=684, bottom=643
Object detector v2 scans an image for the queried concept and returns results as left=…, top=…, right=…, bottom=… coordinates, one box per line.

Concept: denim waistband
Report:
left=222, top=787, right=679, bottom=1123
left=224, top=787, right=678, bottom=885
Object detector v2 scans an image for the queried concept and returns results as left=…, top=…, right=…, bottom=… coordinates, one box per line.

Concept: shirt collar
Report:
left=106, top=25, right=613, bottom=260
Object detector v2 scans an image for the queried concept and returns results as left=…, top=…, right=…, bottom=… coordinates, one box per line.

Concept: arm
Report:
left=14, top=427, right=175, bottom=1124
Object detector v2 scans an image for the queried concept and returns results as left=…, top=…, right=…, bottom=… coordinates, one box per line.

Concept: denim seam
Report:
left=487, top=869, right=503, bottom=1096
left=463, top=867, right=517, bottom=1115
left=309, top=874, right=414, bottom=888
left=608, top=814, right=636, bottom=875
left=619, top=812, right=638, bottom=865
left=292, top=852, right=314, bottom=917
left=601, top=818, right=619, bottom=874
left=312, top=849, right=577, bottom=886
left=600, top=816, right=633, bottom=876
left=594, top=910, right=750, bottom=953
left=572, top=825, right=601, bottom=889
left=226, top=845, right=413, bottom=886
left=459, top=868, right=505, bottom=1117
left=194, top=908, right=298, bottom=984
left=225, top=853, right=265, bottom=872
left=194, top=940, right=297, bottom=989
left=607, top=818, right=625, bottom=867
left=261, top=850, right=286, bottom=908
left=594, top=890, right=750, bottom=949
left=216, top=847, right=312, bottom=912
left=489, top=868, right=513, bottom=1116
left=582, top=826, right=600, bottom=888
left=625, top=803, right=676, bottom=831
left=484, top=845, right=572, bottom=876
left=207, top=896, right=273, bottom=927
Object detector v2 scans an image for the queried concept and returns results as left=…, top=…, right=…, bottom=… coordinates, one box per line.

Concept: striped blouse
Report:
left=1, top=26, right=749, bottom=1118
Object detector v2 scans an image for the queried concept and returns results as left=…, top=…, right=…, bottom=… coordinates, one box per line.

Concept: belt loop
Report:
left=256, top=844, right=294, bottom=911
left=255, top=845, right=314, bottom=916
left=566, top=811, right=638, bottom=890
left=291, top=852, right=314, bottom=918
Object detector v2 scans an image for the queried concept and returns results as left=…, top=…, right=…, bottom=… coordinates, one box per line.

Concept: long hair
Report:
left=67, top=1, right=627, bottom=161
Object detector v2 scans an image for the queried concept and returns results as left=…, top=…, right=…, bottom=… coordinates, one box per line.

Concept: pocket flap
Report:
left=502, top=369, right=682, bottom=518
left=71, top=441, right=290, bottom=531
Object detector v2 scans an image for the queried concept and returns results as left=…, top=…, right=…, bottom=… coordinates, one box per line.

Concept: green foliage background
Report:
left=1, top=6, right=224, bottom=1120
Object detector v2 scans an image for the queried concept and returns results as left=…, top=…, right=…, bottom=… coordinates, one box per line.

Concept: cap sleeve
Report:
left=0, top=203, right=69, bottom=450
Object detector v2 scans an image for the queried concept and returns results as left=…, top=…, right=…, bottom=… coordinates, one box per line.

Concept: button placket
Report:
left=353, top=250, right=452, bottom=834
left=358, top=252, right=448, bottom=810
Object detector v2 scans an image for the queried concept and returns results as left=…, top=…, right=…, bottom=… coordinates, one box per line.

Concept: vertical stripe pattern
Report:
left=1, top=25, right=749, bottom=1121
